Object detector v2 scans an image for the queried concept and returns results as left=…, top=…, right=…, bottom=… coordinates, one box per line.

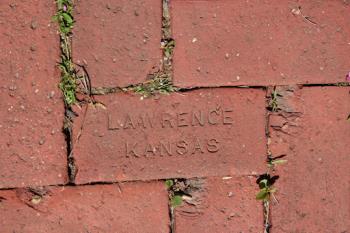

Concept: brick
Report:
left=0, top=0, right=67, bottom=188
left=174, top=177, right=262, bottom=233
left=73, top=89, right=266, bottom=184
left=0, top=182, right=169, bottom=232
left=73, top=0, right=162, bottom=88
left=172, top=1, right=350, bottom=87
left=269, top=87, right=350, bottom=232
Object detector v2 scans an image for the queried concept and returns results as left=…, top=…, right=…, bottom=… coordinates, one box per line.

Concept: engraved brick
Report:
left=73, top=89, right=266, bottom=184
left=0, top=182, right=169, bottom=232
left=73, top=0, right=162, bottom=87
left=269, top=87, right=350, bottom=232
left=174, top=177, right=262, bottom=233
left=172, top=1, right=350, bottom=87
left=0, top=0, right=67, bottom=188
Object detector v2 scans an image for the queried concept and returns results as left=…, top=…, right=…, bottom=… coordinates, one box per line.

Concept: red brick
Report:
left=269, top=87, right=350, bottom=232
left=73, top=0, right=162, bottom=87
left=73, top=89, right=266, bottom=184
left=174, top=177, right=262, bottom=233
left=0, top=0, right=67, bottom=188
left=172, top=1, right=350, bottom=87
left=0, top=182, right=169, bottom=232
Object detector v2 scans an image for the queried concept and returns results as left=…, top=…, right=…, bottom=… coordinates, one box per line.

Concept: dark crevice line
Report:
left=86, top=85, right=267, bottom=96
left=169, top=206, right=175, bottom=233
left=54, top=0, right=78, bottom=184
left=263, top=87, right=273, bottom=233
left=85, top=82, right=349, bottom=97
left=0, top=179, right=164, bottom=191
left=63, top=114, right=76, bottom=184
left=177, top=85, right=267, bottom=92
left=0, top=174, right=259, bottom=191
left=161, top=1, right=177, bottom=232
left=301, top=82, right=349, bottom=87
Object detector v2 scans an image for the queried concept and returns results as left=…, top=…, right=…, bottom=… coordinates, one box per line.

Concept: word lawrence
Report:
left=108, top=106, right=234, bottom=130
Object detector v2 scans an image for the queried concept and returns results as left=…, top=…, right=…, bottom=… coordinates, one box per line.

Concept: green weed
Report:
left=132, top=71, right=177, bottom=97
left=256, top=155, right=287, bottom=201
left=58, top=58, right=77, bottom=105
left=268, top=87, right=281, bottom=112
left=165, top=179, right=183, bottom=208
left=170, top=195, right=183, bottom=208
left=52, top=0, right=74, bottom=35
left=53, top=0, right=77, bottom=106
left=256, top=175, right=278, bottom=201
left=131, top=0, right=176, bottom=97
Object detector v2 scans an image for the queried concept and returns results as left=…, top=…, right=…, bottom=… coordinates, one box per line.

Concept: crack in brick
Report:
left=263, top=85, right=306, bottom=232
left=165, top=178, right=206, bottom=233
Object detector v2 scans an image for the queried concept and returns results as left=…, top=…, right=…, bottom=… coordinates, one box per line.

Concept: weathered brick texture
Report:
left=174, top=177, right=262, bottom=233
left=0, top=0, right=67, bottom=188
left=0, top=182, right=169, bottom=233
left=73, top=0, right=162, bottom=87
left=72, top=89, right=266, bottom=184
left=269, top=87, right=350, bottom=232
left=172, top=0, right=350, bottom=87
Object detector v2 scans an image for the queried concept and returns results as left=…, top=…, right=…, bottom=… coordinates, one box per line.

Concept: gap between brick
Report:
left=86, top=82, right=349, bottom=96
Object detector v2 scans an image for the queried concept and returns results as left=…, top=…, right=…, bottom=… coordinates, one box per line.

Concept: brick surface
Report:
left=172, top=1, right=350, bottom=87
left=269, top=87, right=350, bottom=232
left=0, top=182, right=169, bottom=233
left=0, top=0, right=67, bottom=188
left=73, top=0, right=162, bottom=88
left=174, top=177, right=262, bottom=233
left=73, top=89, right=266, bottom=184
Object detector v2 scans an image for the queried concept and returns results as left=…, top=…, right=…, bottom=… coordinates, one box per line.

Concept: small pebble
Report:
left=39, top=138, right=45, bottom=145
left=48, top=91, right=55, bottom=99
left=9, top=85, right=17, bottom=91
left=31, top=21, right=38, bottom=30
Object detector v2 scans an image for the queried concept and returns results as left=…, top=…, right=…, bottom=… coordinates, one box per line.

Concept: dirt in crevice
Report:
left=263, top=85, right=304, bottom=232
left=166, top=178, right=206, bottom=233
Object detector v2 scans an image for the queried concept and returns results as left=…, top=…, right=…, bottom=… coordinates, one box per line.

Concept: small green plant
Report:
left=256, top=177, right=277, bottom=201
left=165, top=179, right=174, bottom=189
left=268, top=87, right=281, bottom=112
left=163, top=39, right=175, bottom=59
left=53, top=0, right=77, bottom=106
left=267, top=155, right=287, bottom=169
left=256, top=155, right=287, bottom=200
left=165, top=179, right=183, bottom=208
left=132, top=71, right=177, bottom=97
left=58, top=57, right=77, bottom=105
left=52, top=0, right=74, bottom=34
left=257, top=154, right=287, bottom=233
left=132, top=37, right=176, bottom=97
left=170, top=195, right=183, bottom=207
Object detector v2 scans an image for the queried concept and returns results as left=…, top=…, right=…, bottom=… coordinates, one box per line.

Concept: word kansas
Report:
left=125, top=138, right=220, bottom=158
